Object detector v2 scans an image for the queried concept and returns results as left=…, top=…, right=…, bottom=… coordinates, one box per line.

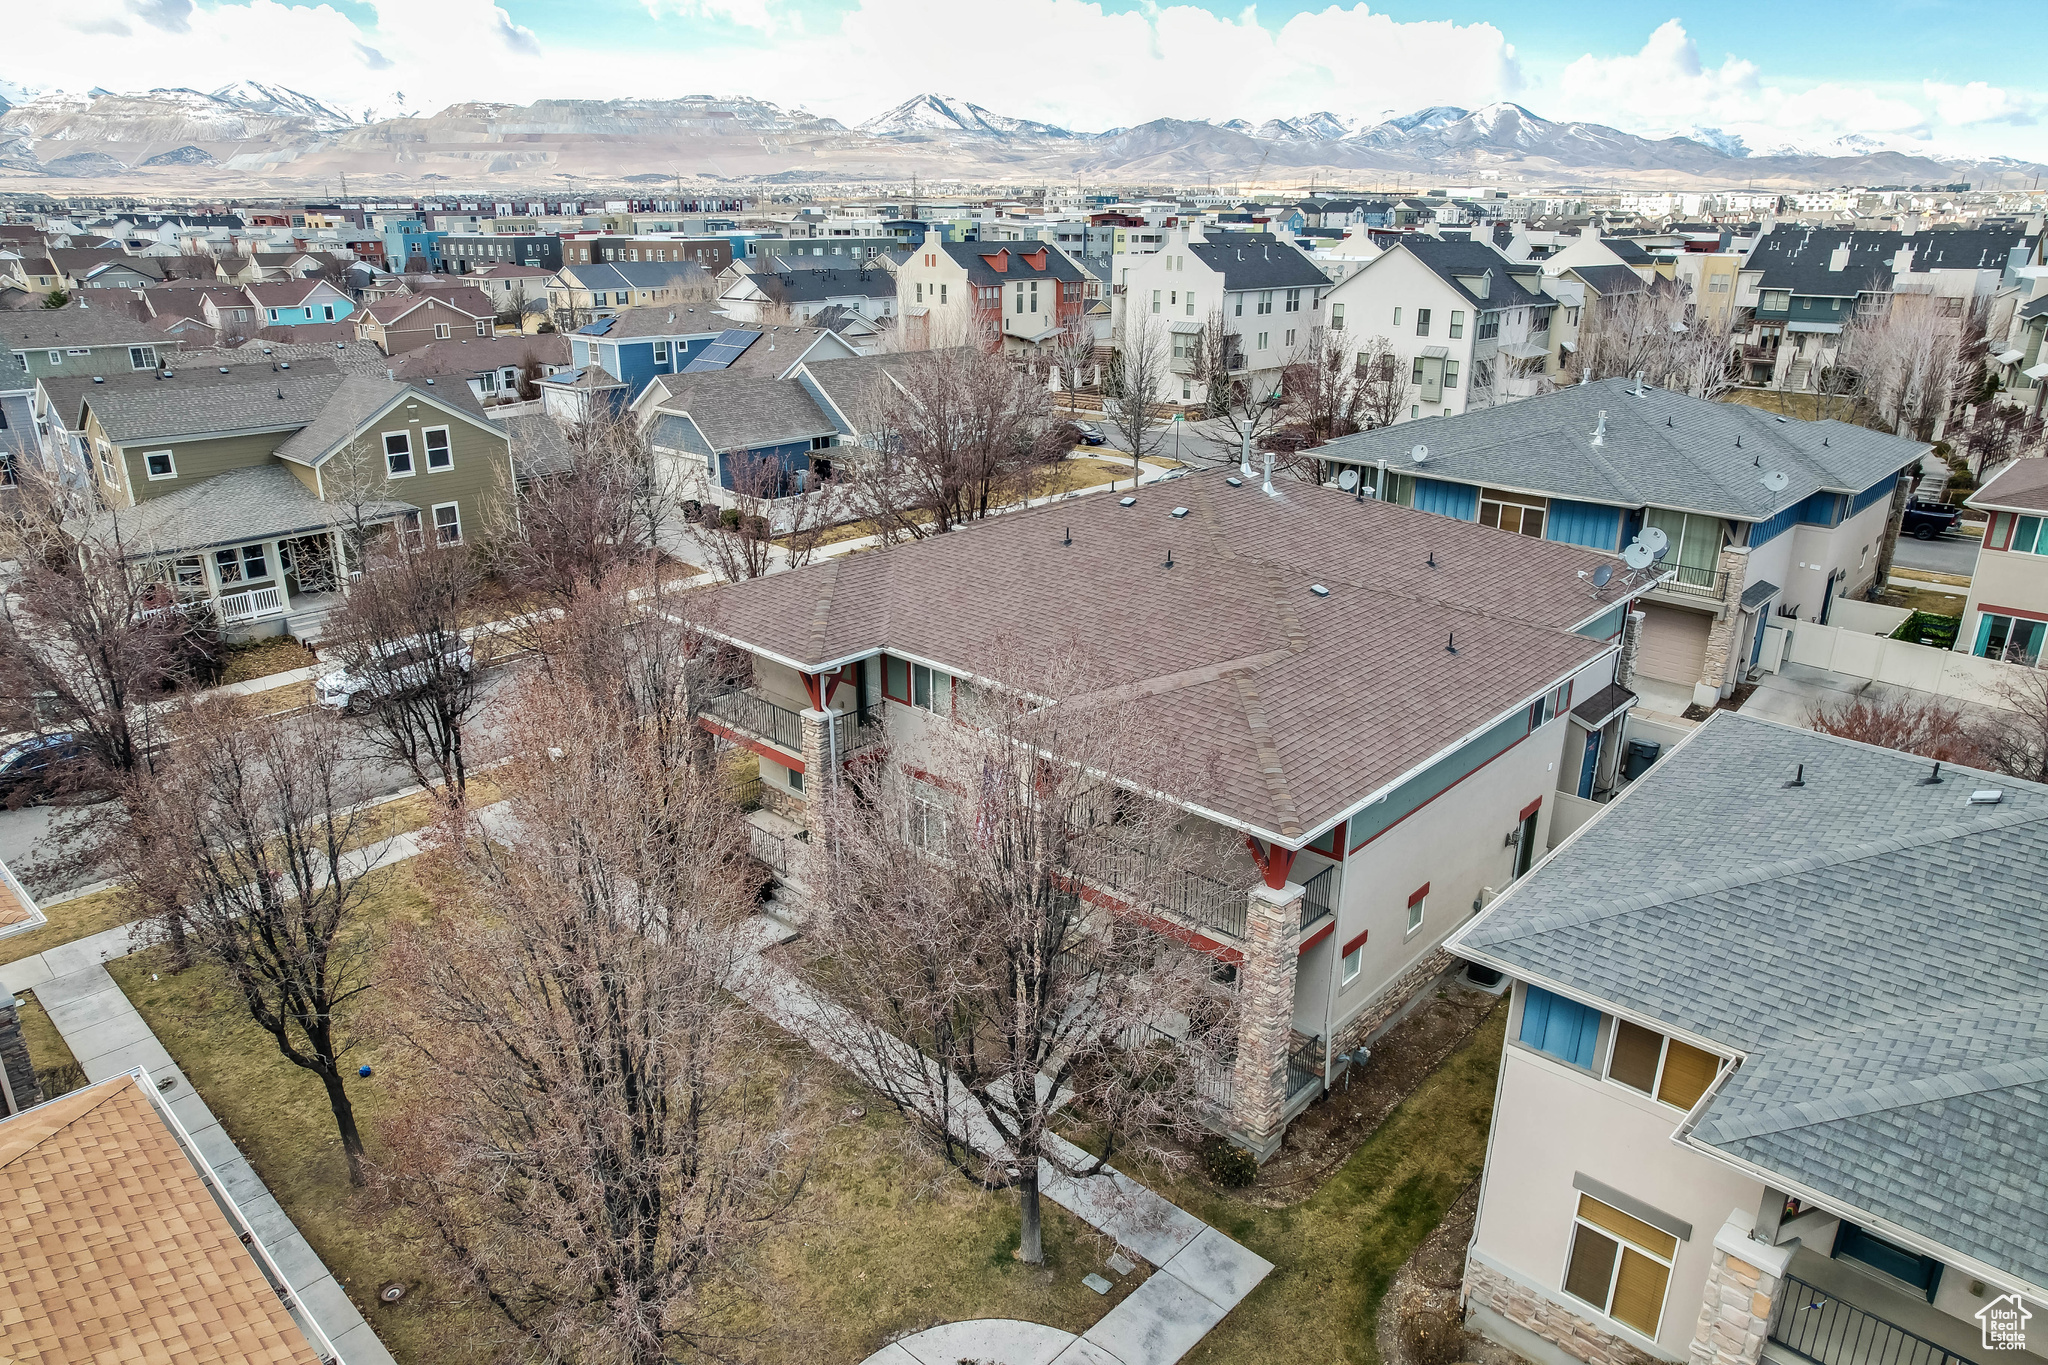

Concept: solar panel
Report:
left=680, top=328, right=762, bottom=373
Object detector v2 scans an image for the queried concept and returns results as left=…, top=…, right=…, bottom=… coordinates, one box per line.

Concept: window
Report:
left=215, top=544, right=268, bottom=583
left=1186, top=292, right=1195, bottom=317
left=1285, top=328, right=1296, bottom=348
left=940, top=283, right=948, bottom=304
left=1761, top=289, right=1790, bottom=311
left=434, top=323, right=452, bottom=339
left=1331, top=302, right=1345, bottom=332
left=1151, top=289, right=1161, bottom=314
left=1519, top=985, right=1599, bottom=1069
left=97, top=441, right=117, bottom=485
left=476, top=320, right=490, bottom=336
left=432, top=502, right=462, bottom=546
left=910, top=662, right=948, bottom=714
left=143, top=449, right=176, bottom=480
left=129, top=345, right=158, bottom=371
left=396, top=510, right=425, bottom=550
left=1975, top=612, right=2045, bottom=666
left=1939, top=296, right=1963, bottom=318
left=1607, top=1019, right=1721, bottom=1110
left=1529, top=681, right=1572, bottom=729
left=1392, top=307, right=1401, bottom=325
left=1258, top=291, right=1273, bottom=315
left=1257, top=331, right=1269, bottom=350
left=653, top=340, right=669, bottom=364
left=1233, top=294, right=1243, bottom=317
left=1443, top=359, right=1459, bottom=389
left=1415, top=307, right=1431, bottom=337
left=1449, top=310, right=1465, bottom=339
left=423, top=426, right=452, bottom=470
left=1340, top=931, right=1366, bottom=986
left=384, top=430, right=414, bottom=476
left=1564, top=1194, right=1676, bottom=1337
left=1015, top=283, right=1026, bottom=315
left=323, top=304, right=336, bottom=321
left=1411, top=357, right=1425, bottom=384
left=268, top=309, right=280, bottom=322
left=1479, top=487, right=1546, bottom=537
left=1406, top=885, right=1426, bottom=936
left=1284, top=288, right=1301, bottom=313
left=1708, top=276, right=1730, bottom=293
left=479, top=371, right=499, bottom=394
left=171, top=556, right=204, bottom=589
left=1029, top=281, right=1038, bottom=313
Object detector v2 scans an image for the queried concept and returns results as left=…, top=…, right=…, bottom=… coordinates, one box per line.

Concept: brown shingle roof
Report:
left=0, top=1076, right=316, bottom=1363
left=701, top=473, right=1623, bottom=842
left=1969, top=456, right=2048, bottom=515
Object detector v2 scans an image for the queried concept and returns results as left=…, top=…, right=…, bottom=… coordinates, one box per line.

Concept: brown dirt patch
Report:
left=1377, top=1180, right=1532, bottom=1365
left=1229, top=980, right=1504, bottom=1208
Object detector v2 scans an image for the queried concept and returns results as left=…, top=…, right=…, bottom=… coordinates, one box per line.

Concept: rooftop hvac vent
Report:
left=1970, top=789, right=2004, bottom=805
left=1310, top=584, right=1330, bottom=597
left=1120, top=496, right=1137, bottom=507
left=1226, top=476, right=1242, bottom=487
left=1171, top=507, right=1189, bottom=518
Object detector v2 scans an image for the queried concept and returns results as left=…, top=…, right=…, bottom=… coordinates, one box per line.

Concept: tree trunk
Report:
left=164, top=911, right=190, bottom=972
left=319, top=1068, right=368, bottom=1186
left=1017, top=1159, right=1043, bottom=1264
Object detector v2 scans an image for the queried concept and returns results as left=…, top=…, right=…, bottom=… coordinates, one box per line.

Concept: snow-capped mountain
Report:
left=860, top=94, right=1072, bottom=140
left=211, top=81, right=358, bottom=130
left=1252, top=111, right=1359, bottom=142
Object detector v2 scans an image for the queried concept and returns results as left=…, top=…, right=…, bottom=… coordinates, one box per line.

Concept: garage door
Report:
left=1636, top=604, right=1711, bottom=685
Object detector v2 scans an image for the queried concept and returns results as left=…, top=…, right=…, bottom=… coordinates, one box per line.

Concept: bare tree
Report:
left=1809, top=692, right=1990, bottom=767
left=325, top=541, right=485, bottom=803
left=1974, top=669, right=2048, bottom=785
left=1103, top=308, right=1173, bottom=482
left=802, top=643, right=1234, bottom=1264
left=113, top=699, right=390, bottom=1184
left=1574, top=280, right=1737, bottom=399
left=1351, top=335, right=1412, bottom=432
left=695, top=454, right=784, bottom=582
left=1279, top=325, right=1365, bottom=449
left=383, top=649, right=811, bottom=1363
left=491, top=407, right=682, bottom=604
left=1844, top=286, right=1981, bottom=440
left=1049, top=315, right=1097, bottom=411
left=515, top=350, right=545, bottom=401
left=1190, top=307, right=1288, bottom=475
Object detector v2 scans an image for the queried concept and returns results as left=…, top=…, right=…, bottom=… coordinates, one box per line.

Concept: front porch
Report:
left=147, top=530, right=352, bottom=642
left=1766, top=1246, right=2033, bottom=1365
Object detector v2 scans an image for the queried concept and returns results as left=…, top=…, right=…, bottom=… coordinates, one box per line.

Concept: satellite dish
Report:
left=1639, top=526, right=1668, bottom=554
left=1623, top=542, right=1655, bottom=571
left=1652, top=544, right=1669, bottom=561
left=1762, top=470, right=1791, bottom=493
left=1591, top=564, right=1615, bottom=588
left=1337, top=468, right=1360, bottom=491
left=1410, top=443, right=1430, bottom=464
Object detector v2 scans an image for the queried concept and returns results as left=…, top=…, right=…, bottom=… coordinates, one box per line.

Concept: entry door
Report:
left=1577, top=729, right=1601, bottom=800
left=1512, top=810, right=1539, bottom=879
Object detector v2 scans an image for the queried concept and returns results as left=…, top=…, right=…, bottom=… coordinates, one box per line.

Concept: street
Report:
left=1890, top=528, right=1981, bottom=578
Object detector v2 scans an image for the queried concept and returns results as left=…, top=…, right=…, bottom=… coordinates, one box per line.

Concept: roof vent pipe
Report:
left=1591, top=411, right=1607, bottom=447
left=1633, top=370, right=1646, bottom=396
left=388, top=368, right=395, bottom=380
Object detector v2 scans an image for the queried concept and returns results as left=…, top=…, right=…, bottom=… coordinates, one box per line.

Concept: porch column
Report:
left=1696, top=544, right=1751, bottom=708
left=1617, top=610, right=1646, bottom=691
left=1686, top=1211, right=1795, bottom=1365
left=1228, top=878, right=1303, bottom=1161
left=798, top=708, right=833, bottom=835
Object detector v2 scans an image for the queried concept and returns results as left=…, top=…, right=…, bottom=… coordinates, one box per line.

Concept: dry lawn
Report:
left=0, top=888, right=133, bottom=968
left=215, top=637, right=318, bottom=686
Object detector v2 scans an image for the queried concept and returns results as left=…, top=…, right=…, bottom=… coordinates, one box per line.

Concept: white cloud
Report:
left=1925, top=80, right=2040, bottom=128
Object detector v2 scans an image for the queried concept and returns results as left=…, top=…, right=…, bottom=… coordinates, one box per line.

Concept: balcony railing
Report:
left=1770, top=1276, right=1982, bottom=1365
left=1115, top=1019, right=1234, bottom=1111
left=702, top=688, right=804, bottom=755
left=1654, top=562, right=1732, bottom=601
left=216, top=584, right=286, bottom=624
left=1299, top=865, right=1336, bottom=930
left=1286, top=1030, right=1324, bottom=1099
left=835, top=704, right=885, bottom=754
left=1084, top=832, right=1248, bottom=941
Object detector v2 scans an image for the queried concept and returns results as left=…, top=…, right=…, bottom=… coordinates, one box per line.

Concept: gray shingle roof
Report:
left=91, top=464, right=413, bottom=556
left=759, top=267, right=895, bottom=305
left=1318, top=378, right=1923, bottom=521
left=1452, top=712, right=2048, bottom=1293
left=3, top=308, right=175, bottom=351
left=699, top=471, right=1630, bottom=843
left=1188, top=235, right=1329, bottom=292
left=649, top=374, right=834, bottom=453
left=85, top=372, right=348, bottom=444
left=1388, top=237, right=1549, bottom=312
left=1568, top=264, right=1651, bottom=297
left=502, top=414, right=576, bottom=480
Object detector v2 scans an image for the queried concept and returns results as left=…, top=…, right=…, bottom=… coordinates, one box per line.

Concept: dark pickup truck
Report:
left=1902, top=500, right=1962, bottom=540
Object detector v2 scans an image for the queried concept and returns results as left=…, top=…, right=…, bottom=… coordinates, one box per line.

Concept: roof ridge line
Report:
left=1701, top=1051, right=2048, bottom=1145
left=1471, top=803, right=2048, bottom=946
left=1228, top=669, right=1303, bottom=838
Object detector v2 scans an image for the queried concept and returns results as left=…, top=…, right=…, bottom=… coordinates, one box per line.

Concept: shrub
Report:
left=1201, top=1135, right=1258, bottom=1188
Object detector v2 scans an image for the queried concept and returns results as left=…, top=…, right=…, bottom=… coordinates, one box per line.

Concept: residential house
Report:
left=41, top=246, right=130, bottom=291
left=68, top=365, right=512, bottom=637
left=3, top=309, right=185, bottom=386
left=463, top=263, right=558, bottom=331
left=1990, top=273, right=2048, bottom=414
left=556, top=235, right=733, bottom=272
left=718, top=265, right=898, bottom=324
left=438, top=232, right=564, bottom=274
left=572, top=314, right=856, bottom=404
left=1116, top=229, right=1334, bottom=405
left=151, top=283, right=261, bottom=336
left=1323, top=236, right=1556, bottom=420
left=1537, top=232, right=1660, bottom=282
left=1450, top=710, right=2048, bottom=1365
left=1540, top=264, right=1673, bottom=382
left=547, top=261, right=717, bottom=324
left=1318, top=378, right=1925, bottom=708
left=0, top=1073, right=334, bottom=1362
left=246, top=278, right=355, bottom=328
left=354, top=288, right=496, bottom=356
left=692, top=472, right=1665, bottom=1157
left=1958, top=457, right=2048, bottom=665
left=894, top=241, right=1090, bottom=354
left=392, top=333, right=571, bottom=407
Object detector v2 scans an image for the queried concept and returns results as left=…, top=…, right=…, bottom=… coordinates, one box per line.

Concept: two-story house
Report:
left=567, top=312, right=857, bottom=406
left=245, top=278, right=355, bottom=328
left=65, top=364, right=513, bottom=639
left=547, top=261, right=717, bottom=323
left=1958, top=456, right=2048, bottom=666
left=692, top=472, right=1667, bottom=1159
left=1117, top=229, right=1332, bottom=406
left=5, top=310, right=185, bottom=390
left=1318, top=378, right=1926, bottom=708
left=391, top=334, right=571, bottom=409
left=354, top=289, right=496, bottom=356
left=894, top=242, right=1089, bottom=354
left=1324, top=236, right=1556, bottom=420
left=1450, top=710, right=2048, bottom=1365
left=717, top=266, right=898, bottom=324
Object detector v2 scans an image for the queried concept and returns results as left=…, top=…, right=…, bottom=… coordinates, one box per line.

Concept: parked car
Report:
left=1902, top=500, right=1962, bottom=540
left=1073, top=422, right=1107, bottom=447
left=316, top=635, right=474, bottom=710
left=0, top=732, right=87, bottom=804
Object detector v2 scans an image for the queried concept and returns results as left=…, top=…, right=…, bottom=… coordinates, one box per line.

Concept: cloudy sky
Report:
left=8, top=0, right=2044, bottom=161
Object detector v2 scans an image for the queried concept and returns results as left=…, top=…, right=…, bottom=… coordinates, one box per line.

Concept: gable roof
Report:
left=4, top=308, right=177, bottom=351
left=1385, top=237, right=1549, bottom=311
left=649, top=373, right=836, bottom=454
left=270, top=375, right=495, bottom=465
left=392, top=333, right=568, bottom=380
left=1968, top=456, right=2048, bottom=515
left=1318, top=377, right=1922, bottom=522
left=698, top=471, right=1632, bottom=844
left=1187, top=234, right=1330, bottom=291
left=1567, top=264, right=1653, bottom=297
left=1451, top=712, right=2048, bottom=1297
left=84, top=371, right=348, bottom=444
left=757, top=267, right=897, bottom=304
left=359, top=288, right=493, bottom=324
left=939, top=241, right=1089, bottom=287
left=0, top=1075, right=320, bottom=1363
left=245, top=278, right=343, bottom=307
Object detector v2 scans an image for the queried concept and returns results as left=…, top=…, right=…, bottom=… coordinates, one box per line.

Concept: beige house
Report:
left=695, top=472, right=1664, bottom=1159
left=1450, top=711, right=2048, bottom=1365
left=354, top=289, right=496, bottom=356
left=1959, top=457, right=2048, bottom=665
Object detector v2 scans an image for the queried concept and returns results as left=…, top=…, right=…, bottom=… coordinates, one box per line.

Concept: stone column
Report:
left=0, top=995, right=42, bottom=1116
left=1228, top=879, right=1304, bottom=1161
left=1618, top=610, right=1646, bottom=691
left=798, top=708, right=833, bottom=835
left=1696, top=544, right=1752, bottom=708
left=1687, top=1212, right=1795, bottom=1365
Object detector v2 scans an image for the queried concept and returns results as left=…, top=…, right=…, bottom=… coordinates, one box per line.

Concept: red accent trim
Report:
left=1245, top=836, right=1297, bottom=890
left=1519, top=796, right=1543, bottom=821
left=1342, top=930, right=1369, bottom=956
left=1306, top=821, right=1346, bottom=859
left=1079, top=882, right=1243, bottom=965
left=697, top=717, right=804, bottom=772
left=1350, top=731, right=1531, bottom=854
left=902, top=764, right=966, bottom=796
left=1407, top=882, right=1431, bottom=907
left=1980, top=602, right=2048, bottom=625
left=1299, top=920, right=1335, bottom=954
left=798, top=672, right=825, bottom=710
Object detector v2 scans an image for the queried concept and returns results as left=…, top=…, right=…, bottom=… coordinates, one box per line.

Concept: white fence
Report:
left=1827, top=599, right=1913, bottom=635
left=217, top=584, right=286, bottom=624
left=1783, top=620, right=2027, bottom=710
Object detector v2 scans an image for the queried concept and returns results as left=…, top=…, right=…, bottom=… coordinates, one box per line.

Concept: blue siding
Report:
left=1852, top=472, right=1900, bottom=516
left=1412, top=477, right=1478, bottom=521
left=1349, top=707, right=1531, bottom=850
left=1520, top=986, right=1601, bottom=1069
left=1546, top=498, right=1622, bottom=550
left=1798, top=490, right=1844, bottom=527
left=717, top=439, right=817, bottom=494
left=1750, top=501, right=1802, bottom=547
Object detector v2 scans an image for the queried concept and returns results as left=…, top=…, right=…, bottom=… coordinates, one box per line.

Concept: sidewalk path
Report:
left=729, top=919, right=1271, bottom=1365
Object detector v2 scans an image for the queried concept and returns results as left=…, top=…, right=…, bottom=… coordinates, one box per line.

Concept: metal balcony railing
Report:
left=702, top=688, right=803, bottom=755
left=1114, top=1019, right=1234, bottom=1111
left=1770, top=1276, right=1982, bottom=1365
left=1655, top=561, right=1733, bottom=601
left=1299, top=864, right=1336, bottom=930
left=836, top=704, right=885, bottom=754
left=1286, top=1031, right=1324, bottom=1099
left=1083, top=832, right=1247, bottom=941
